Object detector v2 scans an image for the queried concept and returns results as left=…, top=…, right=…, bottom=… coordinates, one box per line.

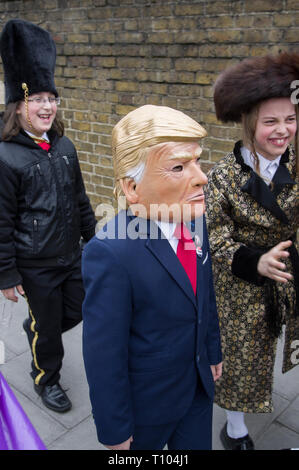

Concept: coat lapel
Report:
left=234, top=141, right=295, bottom=225
left=271, top=160, right=296, bottom=197
left=241, top=172, right=289, bottom=224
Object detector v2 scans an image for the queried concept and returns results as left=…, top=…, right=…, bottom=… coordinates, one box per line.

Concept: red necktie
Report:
left=174, top=223, right=197, bottom=295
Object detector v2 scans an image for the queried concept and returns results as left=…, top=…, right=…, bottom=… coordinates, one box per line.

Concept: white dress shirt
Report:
left=241, top=146, right=281, bottom=185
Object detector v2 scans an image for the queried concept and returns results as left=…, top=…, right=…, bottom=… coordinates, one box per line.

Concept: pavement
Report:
left=0, top=292, right=299, bottom=451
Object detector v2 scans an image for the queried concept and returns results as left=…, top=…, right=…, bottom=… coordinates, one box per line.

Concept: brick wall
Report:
left=0, top=0, right=298, bottom=211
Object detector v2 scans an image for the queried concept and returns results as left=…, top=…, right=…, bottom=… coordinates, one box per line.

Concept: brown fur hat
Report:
left=214, top=52, right=299, bottom=123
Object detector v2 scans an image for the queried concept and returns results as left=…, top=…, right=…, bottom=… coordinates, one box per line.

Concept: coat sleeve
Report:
left=0, top=160, right=23, bottom=289
left=73, top=149, right=96, bottom=242
left=82, top=236, right=134, bottom=446
left=205, top=166, right=265, bottom=286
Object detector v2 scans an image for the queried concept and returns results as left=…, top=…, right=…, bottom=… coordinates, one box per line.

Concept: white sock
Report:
left=226, top=411, right=248, bottom=439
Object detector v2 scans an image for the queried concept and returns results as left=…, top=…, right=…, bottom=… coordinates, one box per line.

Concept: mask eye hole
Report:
left=172, top=165, right=183, bottom=172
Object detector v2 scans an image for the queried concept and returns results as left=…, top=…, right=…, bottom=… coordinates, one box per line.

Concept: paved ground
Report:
left=0, top=293, right=298, bottom=451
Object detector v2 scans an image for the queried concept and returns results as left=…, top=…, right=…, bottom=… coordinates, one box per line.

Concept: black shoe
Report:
left=220, top=423, right=255, bottom=450
left=34, top=383, right=72, bottom=413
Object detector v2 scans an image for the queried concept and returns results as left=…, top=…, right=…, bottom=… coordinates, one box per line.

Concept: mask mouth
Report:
left=186, top=192, right=205, bottom=202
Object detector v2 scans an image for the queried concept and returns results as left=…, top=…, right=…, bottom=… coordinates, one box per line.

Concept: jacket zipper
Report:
left=62, top=155, right=69, bottom=165
left=62, top=155, right=75, bottom=183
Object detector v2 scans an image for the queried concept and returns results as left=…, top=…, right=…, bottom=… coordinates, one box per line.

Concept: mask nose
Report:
left=191, top=162, right=208, bottom=186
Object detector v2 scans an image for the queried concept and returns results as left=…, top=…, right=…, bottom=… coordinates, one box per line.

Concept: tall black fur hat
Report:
left=0, top=19, right=58, bottom=104
left=214, top=52, right=299, bottom=123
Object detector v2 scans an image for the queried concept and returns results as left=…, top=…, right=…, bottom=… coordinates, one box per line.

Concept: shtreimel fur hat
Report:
left=0, top=19, right=58, bottom=104
left=214, top=52, right=299, bottom=123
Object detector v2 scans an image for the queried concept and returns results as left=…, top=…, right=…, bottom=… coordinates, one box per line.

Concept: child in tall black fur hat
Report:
left=0, top=19, right=96, bottom=412
left=205, top=52, right=299, bottom=450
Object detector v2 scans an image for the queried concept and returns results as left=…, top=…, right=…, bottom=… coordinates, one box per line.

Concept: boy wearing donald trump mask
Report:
left=82, top=105, right=222, bottom=450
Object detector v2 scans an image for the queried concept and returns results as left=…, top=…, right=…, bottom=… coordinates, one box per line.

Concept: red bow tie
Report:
left=36, top=141, right=51, bottom=151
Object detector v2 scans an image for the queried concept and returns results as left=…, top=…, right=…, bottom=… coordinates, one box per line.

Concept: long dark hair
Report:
left=1, top=101, right=64, bottom=141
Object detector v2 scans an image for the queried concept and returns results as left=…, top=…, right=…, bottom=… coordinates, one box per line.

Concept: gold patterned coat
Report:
left=205, top=141, right=299, bottom=413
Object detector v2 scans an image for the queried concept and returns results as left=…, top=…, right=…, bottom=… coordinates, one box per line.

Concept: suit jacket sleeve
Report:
left=82, top=236, right=134, bottom=446
left=203, top=217, right=222, bottom=366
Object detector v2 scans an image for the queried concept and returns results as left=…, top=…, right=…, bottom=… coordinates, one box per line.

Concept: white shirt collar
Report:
left=241, top=146, right=281, bottom=183
left=25, top=130, right=49, bottom=142
left=155, top=220, right=177, bottom=241
left=154, top=220, right=179, bottom=253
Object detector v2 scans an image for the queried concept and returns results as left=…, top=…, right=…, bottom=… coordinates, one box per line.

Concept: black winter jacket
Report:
left=0, top=129, right=96, bottom=289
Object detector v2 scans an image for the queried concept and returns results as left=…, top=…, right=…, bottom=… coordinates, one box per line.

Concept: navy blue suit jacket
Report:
left=82, top=211, right=222, bottom=446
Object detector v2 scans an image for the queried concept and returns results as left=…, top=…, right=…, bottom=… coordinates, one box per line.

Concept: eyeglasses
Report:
left=27, top=97, right=61, bottom=105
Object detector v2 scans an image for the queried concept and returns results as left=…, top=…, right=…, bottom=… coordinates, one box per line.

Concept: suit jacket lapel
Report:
left=130, top=215, right=197, bottom=308
left=189, top=218, right=205, bottom=315
left=146, top=237, right=197, bottom=308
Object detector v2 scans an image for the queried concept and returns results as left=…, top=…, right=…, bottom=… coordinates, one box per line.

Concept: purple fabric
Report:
left=0, top=371, right=46, bottom=450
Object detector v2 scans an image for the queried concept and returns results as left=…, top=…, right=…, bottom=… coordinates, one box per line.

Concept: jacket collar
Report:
left=7, top=129, right=59, bottom=149
left=234, top=141, right=295, bottom=225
